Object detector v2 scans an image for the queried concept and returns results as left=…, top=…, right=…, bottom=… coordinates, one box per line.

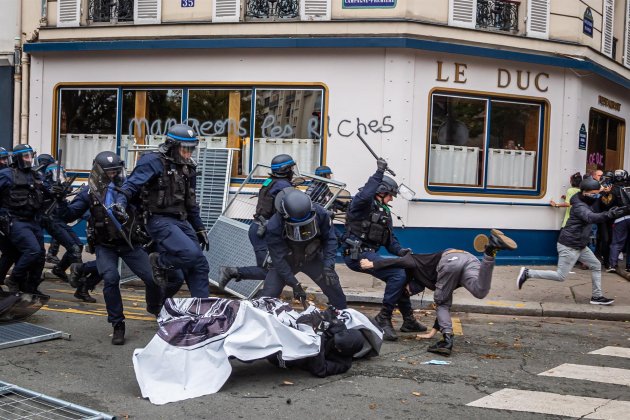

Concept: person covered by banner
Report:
left=360, top=229, right=517, bottom=356
left=60, top=151, right=161, bottom=345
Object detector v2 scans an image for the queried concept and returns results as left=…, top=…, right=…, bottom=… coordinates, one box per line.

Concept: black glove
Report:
left=296, top=312, right=326, bottom=333
left=607, top=206, right=626, bottom=219
left=196, top=230, right=209, bottom=251
left=50, top=184, right=65, bottom=197
left=398, top=248, right=412, bottom=257
left=322, top=266, right=340, bottom=286
left=292, top=283, right=307, bottom=301
left=110, top=203, right=128, bottom=224
left=376, top=157, right=388, bottom=172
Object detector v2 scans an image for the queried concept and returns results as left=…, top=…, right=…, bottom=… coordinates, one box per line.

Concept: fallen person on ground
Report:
left=360, top=229, right=517, bottom=356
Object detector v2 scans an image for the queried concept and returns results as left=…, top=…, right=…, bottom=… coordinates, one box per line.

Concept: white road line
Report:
left=467, top=388, right=630, bottom=419
left=539, top=364, right=630, bottom=386
left=590, top=347, right=630, bottom=359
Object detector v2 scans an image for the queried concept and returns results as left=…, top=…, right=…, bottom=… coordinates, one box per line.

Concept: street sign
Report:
left=583, top=8, right=593, bottom=37
left=579, top=124, right=587, bottom=150
left=343, top=0, right=396, bottom=8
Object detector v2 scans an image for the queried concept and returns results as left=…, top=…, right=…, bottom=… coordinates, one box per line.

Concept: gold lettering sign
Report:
left=598, top=95, right=621, bottom=112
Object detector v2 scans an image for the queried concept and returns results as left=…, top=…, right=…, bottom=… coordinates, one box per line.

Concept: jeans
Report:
left=528, top=242, right=602, bottom=298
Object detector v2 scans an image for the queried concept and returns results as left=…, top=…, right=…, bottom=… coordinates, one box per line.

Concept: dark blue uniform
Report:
left=343, top=170, right=411, bottom=315
left=0, top=167, right=48, bottom=293
left=63, top=186, right=161, bottom=324
left=259, top=204, right=347, bottom=309
left=117, top=152, right=209, bottom=298
left=240, top=177, right=293, bottom=280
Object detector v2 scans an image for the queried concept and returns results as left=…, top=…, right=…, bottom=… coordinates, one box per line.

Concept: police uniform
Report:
left=342, top=169, right=409, bottom=316
left=259, top=202, right=347, bottom=309
left=0, top=163, right=47, bottom=293
left=118, top=149, right=210, bottom=298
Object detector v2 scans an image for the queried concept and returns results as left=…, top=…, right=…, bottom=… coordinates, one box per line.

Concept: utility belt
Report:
left=342, top=237, right=377, bottom=260
left=148, top=210, right=188, bottom=221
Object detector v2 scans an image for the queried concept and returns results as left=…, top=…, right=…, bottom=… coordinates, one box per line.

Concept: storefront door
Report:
left=587, top=109, right=625, bottom=172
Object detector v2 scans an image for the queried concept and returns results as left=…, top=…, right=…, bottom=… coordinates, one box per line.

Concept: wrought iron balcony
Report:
left=88, top=0, right=134, bottom=24
left=246, top=0, right=299, bottom=20
left=476, top=0, right=519, bottom=33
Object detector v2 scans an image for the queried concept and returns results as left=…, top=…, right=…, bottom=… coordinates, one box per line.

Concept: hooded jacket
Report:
left=558, top=194, right=610, bottom=249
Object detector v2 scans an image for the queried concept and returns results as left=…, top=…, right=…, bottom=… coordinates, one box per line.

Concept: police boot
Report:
left=4, top=276, right=20, bottom=293
left=74, top=284, right=96, bottom=303
left=400, top=314, right=428, bottom=333
left=149, top=253, right=168, bottom=289
left=112, top=321, right=125, bottom=345
left=373, top=309, right=398, bottom=341
left=51, top=266, right=68, bottom=282
left=45, top=254, right=61, bottom=265
left=427, top=333, right=454, bottom=357
left=68, top=263, right=84, bottom=288
left=218, top=266, right=240, bottom=290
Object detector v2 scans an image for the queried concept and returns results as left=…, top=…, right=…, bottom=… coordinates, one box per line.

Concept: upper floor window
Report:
left=476, top=0, right=519, bottom=33
left=427, top=91, right=546, bottom=196
left=88, top=0, right=134, bottom=24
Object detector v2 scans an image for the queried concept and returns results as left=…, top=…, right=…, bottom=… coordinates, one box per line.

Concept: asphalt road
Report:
left=1, top=282, right=629, bottom=419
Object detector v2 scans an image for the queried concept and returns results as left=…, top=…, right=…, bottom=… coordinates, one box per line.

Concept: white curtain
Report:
left=243, top=138, right=321, bottom=176
left=428, top=144, right=480, bottom=185
left=59, top=134, right=116, bottom=171
left=487, top=148, right=536, bottom=188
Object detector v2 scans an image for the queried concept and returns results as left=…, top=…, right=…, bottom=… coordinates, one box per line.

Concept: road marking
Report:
left=467, top=388, right=630, bottom=419
left=589, top=346, right=630, bottom=359
left=452, top=317, right=463, bottom=336
left=485, top=300, right=526, bottom=308
left=539, top=363, right=630, bottom=386
left=41, top=306, right=155, bottom=321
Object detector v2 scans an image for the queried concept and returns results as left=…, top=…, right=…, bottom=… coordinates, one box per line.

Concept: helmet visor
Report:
left=398, top=183, right=416, bottom=201
left=284, top=215, right=319, bottom=242
left=13, top=150, right=37, bottom=169
left=46, top=165, right=67, bottom=183
left=171, top=142, right=198, bottom=165
left=89, top=162, right=125, bottom=197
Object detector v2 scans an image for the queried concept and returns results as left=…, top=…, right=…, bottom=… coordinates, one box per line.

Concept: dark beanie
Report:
left=333, top=329, right=366, bottom=357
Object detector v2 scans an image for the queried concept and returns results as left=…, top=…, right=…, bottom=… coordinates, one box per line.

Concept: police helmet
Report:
left=0, top=147, right=9, bottom=169
left=614, top=169, right=628, bottom=183
left=601, top=171, right=614, bottom=186
left=580, top=178, right=601, bottom=192
left=38, top=154, right=55, bottom=167
left=314, top=165, right=332, bottom=178
left=92, top=151, right=125, bottom=188
left=276, top=189, right=319, bottom=242
left=376, top=175, right=399, bottom=197
left=164, top=124, right=199, bottom=164
left=11, top=144, right=37, bottom=170
left=270, top=154, right=296, bottom=178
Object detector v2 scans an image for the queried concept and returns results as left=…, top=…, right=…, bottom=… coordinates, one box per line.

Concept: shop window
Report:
left=122, top=89, right=182, bottom=147
left=58, top=88, right=118, bottom=171
left=250, top=88, right=323, bottom=176
left=587, top=110, right=625, bottom=172
left=187, top=89, right=252, bottom=176
left=427, top=92, right=545, bottom=195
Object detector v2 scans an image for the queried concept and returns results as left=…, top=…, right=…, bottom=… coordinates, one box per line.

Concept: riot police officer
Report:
left=36, top=154, right=84, bottom=290
left=219, top=154, right=296, bottom=286
left=61, top=151, right=161, bottom=345
left=305, top=165, right=334, bottom=207
left=0, top=144, right=48, bottom=295
left=0, top=146, right=18, bottom=290
left=37, top=154, right=61, bottom=265
left=117, top=124, right=210, bottom=298
left=258, top=188, right=347, bottom=309
left=0, top=147, right=9, bottom=169
left=342, top=158, right=426, bottom=341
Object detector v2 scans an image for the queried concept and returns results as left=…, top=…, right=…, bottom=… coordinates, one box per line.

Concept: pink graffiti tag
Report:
left=587, top=152, right=604, bottom=167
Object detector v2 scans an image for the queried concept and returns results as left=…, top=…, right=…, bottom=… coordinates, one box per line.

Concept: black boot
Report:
left=45, top=254, right=61, bottom=265
left=68, top=263, right=84, bottom=288
left=149, top=253, right=168, bottom=289
left=74, top=284, right=96, bottom=303
left=4, top=276, right=20, bottom=293
left=373, top=309, right=398, bottom=341
left=112, top=321, right=125, bottom=345
left=400, top=314, right=428, bottom=333
left=218, top=266, right=240, bottom=289
left=427, top=333, right=454, bottom=356
left=51, top=266, right=68, bottom=282
left=484, top=229, right=517, bottom=256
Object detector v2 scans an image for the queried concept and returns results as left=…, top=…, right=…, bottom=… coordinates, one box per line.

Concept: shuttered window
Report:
left=625, top=0, right=630, bottom=67
left=213, top=0, right=240, bottom=22
left=300, top=0, right=331, bottom=21
left=526, top=0, right=550, bottom=39
left=134, top=0, right=161, bottom=24
left=601, top=0, right=614, bottom=57
left=448, top=0, right=477, bottom=29
left=57, top=0, right=81, bottom=27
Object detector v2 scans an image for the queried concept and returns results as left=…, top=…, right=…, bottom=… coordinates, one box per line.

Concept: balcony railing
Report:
left=88, top=0, right=134, bottom=24
left=476, top=0, right=519, bottom=33
left=245, top=0, right=299, bottom=20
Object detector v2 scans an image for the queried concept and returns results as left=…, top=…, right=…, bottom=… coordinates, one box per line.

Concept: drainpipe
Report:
left=12, top=45, right=21, bottom=146
left=20, top=51, right=29, bottom=145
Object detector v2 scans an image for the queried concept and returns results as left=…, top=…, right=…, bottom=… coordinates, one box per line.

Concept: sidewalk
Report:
left=297, top=264, right=630, bottom=321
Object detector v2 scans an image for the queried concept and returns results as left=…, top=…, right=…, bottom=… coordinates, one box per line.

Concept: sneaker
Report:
left=488, top=229, right=518, bottom=251
left=517, top=267, right=529, bottom=290
left=590, top=296, right=614, bottom=305
left=111, top=321, right=125, bottom=345
left=606, top=267, right=617, bottom=273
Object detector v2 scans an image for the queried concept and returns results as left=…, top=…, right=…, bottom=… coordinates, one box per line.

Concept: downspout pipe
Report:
left=12, top=0, right=22, bottom=146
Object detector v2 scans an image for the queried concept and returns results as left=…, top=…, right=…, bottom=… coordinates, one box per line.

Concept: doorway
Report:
left=587, top=109, right=625, bottom=172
